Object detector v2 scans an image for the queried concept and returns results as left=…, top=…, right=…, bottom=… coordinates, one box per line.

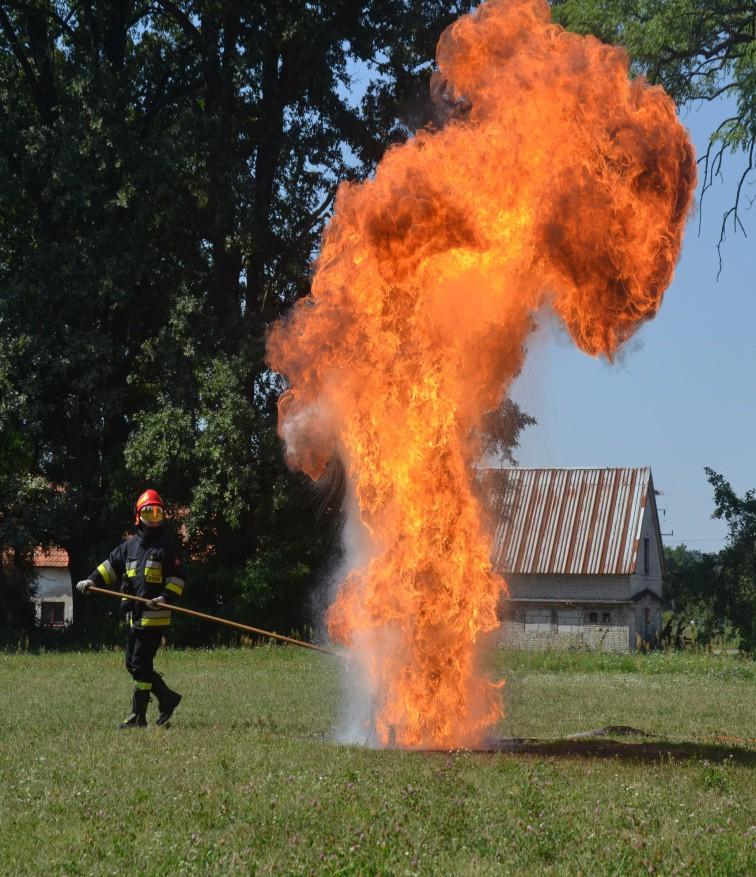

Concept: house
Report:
left=478, top=467, right=664, bottom=653
left=33, top=547, right=73, bottom=627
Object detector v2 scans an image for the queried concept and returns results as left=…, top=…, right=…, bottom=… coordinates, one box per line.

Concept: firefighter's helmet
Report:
left=134, top=488, right=165, bottom=527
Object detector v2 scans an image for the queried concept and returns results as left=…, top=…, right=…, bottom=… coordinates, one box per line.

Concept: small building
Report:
left=479, top=467, right=664, bottom=652
left=33, top=548, right=73, bottom=627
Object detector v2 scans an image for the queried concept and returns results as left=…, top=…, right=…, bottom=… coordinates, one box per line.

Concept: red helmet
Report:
left=134, top=488, right=165, bottom=525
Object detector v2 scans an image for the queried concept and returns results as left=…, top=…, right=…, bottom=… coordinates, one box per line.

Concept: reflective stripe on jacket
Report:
left=89, top=528, right=185, bottom=629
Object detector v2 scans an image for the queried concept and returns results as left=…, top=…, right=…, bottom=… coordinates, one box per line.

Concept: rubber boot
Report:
left=119, top=688, right=150, bottom=729
left=151, top=673, right=182, bottom=727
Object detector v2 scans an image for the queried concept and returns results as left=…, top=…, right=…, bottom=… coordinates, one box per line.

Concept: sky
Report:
left=507, top=96, right=754, bottom=553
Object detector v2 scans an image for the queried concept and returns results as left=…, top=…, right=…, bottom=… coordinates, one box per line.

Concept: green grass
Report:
left=1, top=647, right=754, bottom=876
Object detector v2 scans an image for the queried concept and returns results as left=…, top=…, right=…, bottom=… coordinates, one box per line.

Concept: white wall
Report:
left=501, top=604, right=632, bottom=652
left=629, top=500, right=663, bottom=598
left=34, top=567, right=73, bottom=625
left=634, top=593, right=662, bottom=646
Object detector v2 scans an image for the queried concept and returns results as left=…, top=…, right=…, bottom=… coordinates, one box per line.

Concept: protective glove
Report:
left=76, top=579, right=94, bottom=595
left=147, top=595, right=168, bottom=609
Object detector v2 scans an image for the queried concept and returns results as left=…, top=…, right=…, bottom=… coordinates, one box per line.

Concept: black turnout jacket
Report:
left=88, top=527, right=185, bottom=629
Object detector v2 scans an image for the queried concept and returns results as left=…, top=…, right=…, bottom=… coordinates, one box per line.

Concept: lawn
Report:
left=0, top=647, right=753, bottom=876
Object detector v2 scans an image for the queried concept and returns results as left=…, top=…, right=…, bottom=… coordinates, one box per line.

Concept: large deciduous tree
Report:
left=0, top=1, right=533, bottom=635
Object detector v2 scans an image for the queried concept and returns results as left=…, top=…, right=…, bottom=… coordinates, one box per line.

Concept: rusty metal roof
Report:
left=479, top=467, right=654, bottom=576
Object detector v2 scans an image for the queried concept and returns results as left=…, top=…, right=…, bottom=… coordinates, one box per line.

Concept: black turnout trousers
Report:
left=125, top=629, right=163, bottom=686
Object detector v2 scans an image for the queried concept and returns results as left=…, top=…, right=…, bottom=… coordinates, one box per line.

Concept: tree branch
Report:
left=717, top=138, right=754, bottom=278
left=152, top=0, right=202, bottom=44
left=0, top=7, right=39, bottom=101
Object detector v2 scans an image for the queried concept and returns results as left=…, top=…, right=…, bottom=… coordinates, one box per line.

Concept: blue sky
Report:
left=508, top=96, right=754, bottom=553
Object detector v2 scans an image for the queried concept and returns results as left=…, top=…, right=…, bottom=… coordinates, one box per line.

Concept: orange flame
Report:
left=267, top=0, right=696, bottom=749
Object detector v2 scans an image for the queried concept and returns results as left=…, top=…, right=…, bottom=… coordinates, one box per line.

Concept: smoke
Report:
left=309, top=466, right=383, bottom=745
left=267, top=0, right=696, bottom=749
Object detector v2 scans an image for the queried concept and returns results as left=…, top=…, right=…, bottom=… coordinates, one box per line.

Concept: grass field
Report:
left=1, top=647, right=754, bottom=876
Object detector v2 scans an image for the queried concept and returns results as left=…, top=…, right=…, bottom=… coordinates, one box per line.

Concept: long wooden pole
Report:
left=87, top=585, right=338, bottom=657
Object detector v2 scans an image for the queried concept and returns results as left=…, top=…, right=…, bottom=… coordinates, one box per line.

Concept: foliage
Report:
left=0, top=648, right=754, bottom=875
left=0, top=559, right=36, bottom=635
left=705, top=466, right=756, bottom=653
left=553, top=0, right=756, bottom=258
left=0, top=378, right=37, bottom=633
left=478, top=398, right=537, bottom=465
left=659, top=470, right=756, bottom=654
left=661, top=543, right=724, bottom=648
left=0, top=1, right=541, bottom=637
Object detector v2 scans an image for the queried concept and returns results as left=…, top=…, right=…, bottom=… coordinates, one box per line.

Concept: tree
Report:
left=661, top=544, right=721, bottom=648
left=704, top=467, right=756, bottom=653
left=553, top=0, right=756, bottom=262
left=0, top=355, right=37, bottom=635
left=478, top=399, right=537, bottom=466
left=1, top=2, right=536, bottom=637
left=0, top=429, right=37, bottom=636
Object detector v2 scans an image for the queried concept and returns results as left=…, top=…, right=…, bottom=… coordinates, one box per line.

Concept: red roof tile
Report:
left=33, top=547, right=70, bottom=568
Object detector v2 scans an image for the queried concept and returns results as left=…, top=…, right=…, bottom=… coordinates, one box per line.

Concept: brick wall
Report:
left=501, top=604, right=632, bottom=652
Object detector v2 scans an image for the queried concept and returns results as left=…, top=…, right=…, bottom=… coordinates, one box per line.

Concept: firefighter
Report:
left=77, top=489, right=185, bottom=728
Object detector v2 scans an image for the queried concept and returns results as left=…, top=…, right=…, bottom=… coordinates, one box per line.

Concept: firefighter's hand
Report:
left=147, top=595, right=167, bottom=609
left=76, top=579, right=94, bottom=595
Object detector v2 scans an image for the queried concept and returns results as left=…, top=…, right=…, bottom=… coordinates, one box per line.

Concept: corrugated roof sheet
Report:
left=479, top=467, right=653, bottom=575
left=33, top=547, right=69, bottom=568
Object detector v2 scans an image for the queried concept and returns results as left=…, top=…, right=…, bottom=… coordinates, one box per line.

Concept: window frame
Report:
left=40, top=601, right=65, bottom=627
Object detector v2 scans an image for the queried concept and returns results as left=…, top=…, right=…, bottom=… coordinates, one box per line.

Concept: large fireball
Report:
left=267, top=0, right=696, bottom=748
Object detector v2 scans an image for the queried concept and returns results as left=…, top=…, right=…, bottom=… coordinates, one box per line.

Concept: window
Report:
left=40, top=601, right=65, bottom=627
left=525, top=610, right=550, bottom=632
left=602, top=612, right=611, bottom=624
left=550, top=609, right=558, bottom=632
left=588, top=611, right=598, bottom=624
left=643, top=537, right=650, bottom=575
left=557, top=610, right=582, bottom=633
